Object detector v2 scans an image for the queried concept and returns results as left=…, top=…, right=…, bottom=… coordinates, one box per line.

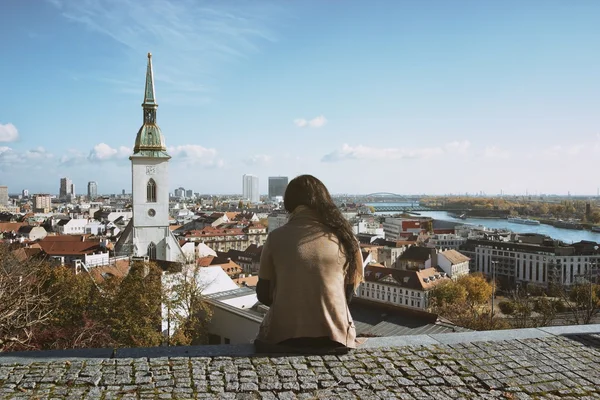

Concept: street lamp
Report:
left=491, top=260, right=498, bottom=322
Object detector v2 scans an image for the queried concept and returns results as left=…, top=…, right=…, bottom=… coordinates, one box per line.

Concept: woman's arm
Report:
left=257, top=236, right=275, bottom=306
left=256, top=279, right=272, bottom=306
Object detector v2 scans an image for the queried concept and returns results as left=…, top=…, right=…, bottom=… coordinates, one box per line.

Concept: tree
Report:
left=0, top=245, right=52, bottom=351
left=164, top=265, right=213, bottom=346
left=108, top=261, right=164, bottom=347
left=457, top=273, right=493, bottom=306
left=429, top=281, right=467, bottom=306
left=428, top=274, right=505, bottom=331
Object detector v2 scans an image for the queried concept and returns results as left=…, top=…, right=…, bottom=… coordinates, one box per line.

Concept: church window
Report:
left=147, top=242, right=157, bottom=260
left=147, top=179, right=157, bottom=202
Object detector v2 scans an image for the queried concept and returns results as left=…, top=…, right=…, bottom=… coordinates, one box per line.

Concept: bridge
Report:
left=370, top=204, right=434, bottom=213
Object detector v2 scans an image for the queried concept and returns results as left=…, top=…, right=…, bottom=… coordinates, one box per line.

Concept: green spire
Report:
left=131, top=53, right=170, bottom=159
left=143, top=52, right=156, bottom=106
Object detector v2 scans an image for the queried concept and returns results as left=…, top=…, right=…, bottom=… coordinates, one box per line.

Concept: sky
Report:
left=1, top=0, right=600, bottom=196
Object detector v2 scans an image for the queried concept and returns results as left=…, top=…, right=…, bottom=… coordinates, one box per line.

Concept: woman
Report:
left=255, top=175, right=363, bottom=353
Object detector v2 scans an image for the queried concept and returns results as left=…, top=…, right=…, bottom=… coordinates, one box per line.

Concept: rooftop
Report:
left=1, top=325, right=599, bottom=398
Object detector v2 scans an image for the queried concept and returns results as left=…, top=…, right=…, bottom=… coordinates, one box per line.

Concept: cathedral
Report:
left=115, top=53, right=185, bottom=263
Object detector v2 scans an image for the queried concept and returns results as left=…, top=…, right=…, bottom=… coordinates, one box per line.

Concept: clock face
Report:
left=146, top=166, right=156, bottom=175
left=148, top=209, right=156, bottom=217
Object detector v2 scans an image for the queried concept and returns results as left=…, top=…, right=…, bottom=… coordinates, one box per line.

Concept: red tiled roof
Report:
left=38, top=235, right=102, bottom=256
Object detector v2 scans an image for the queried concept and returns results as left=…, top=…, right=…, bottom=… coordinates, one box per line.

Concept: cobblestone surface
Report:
left=1, top=334, right=599, bottom=399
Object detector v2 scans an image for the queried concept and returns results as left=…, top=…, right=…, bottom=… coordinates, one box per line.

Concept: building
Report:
left=268, top=176, right=288, bottom=200
left=114, top=53, right=184, bottom=263
left=185, top=189, right=193, bottom=198
left=33, top=194, right=52, bottom=213
left=429, top=233, right=467, bottom=250
left=87, top=181, right=98, bottom=199
left=242, top=174, right=259, bottom=203
left=356, top=265, right=450, bottom=310
left=174, top=187, right=185, bottom=198
left=460, top=237, right=600, bottom=289
left=0, top=186, right=8, bottom=206
left=59, top=178, right=75, bottom=199
left=383, top=218, right=422, bottom=241
left=425, top=249, right=470, bottom=279
left=22, top=189, right=29, bottom=198
left=267, top=212, right=288, bottom=232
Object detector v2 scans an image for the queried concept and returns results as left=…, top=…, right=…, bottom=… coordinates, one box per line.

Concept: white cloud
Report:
left=168, top=144, right=223, bottom=168
left=88, top=143, right=131, bottom=161
left=321, top=142, right=461, bottom=162
left=244, top=154, right=272, bottom=166
left=0, top=146, right=54, bottom=170
left=0, top=123, right=19, bottom=142
left=59, top=149, right=87, bottom=166
left=294, top=115, right=328, bottom=128
left=444, top=140, right=471, bottom=154
left=483, top=146, right=511, bottom=160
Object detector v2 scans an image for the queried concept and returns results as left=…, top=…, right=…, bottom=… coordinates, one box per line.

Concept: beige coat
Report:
left=257, top=207, right=359, bottom=347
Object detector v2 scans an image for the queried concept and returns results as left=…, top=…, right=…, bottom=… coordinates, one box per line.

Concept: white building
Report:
left=57, top=218, right=89, bottom=235
left=242, top=174, right=259, bottom=203
left=0, top=186, right=8, bottom=206
left=425, top=249, right=470, bottom=279
left=356, top=265, right=450, bottom=310
left=429, top=233, right=467, bottom=250
left=114, top=53, right=184, bottom=263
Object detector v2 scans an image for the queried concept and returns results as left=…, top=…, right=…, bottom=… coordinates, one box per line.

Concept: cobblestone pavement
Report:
left=1, top=334, right=599, bottom=399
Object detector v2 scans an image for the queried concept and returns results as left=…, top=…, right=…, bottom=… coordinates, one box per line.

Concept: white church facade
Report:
left=115, top=53, right=185, bottom=263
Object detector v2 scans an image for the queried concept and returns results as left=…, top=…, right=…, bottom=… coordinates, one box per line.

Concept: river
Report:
left=366, top=203, right=600, bottom=244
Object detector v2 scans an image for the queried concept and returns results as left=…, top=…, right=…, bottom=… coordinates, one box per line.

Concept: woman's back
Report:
left=257, top=207, right=357, bottom=347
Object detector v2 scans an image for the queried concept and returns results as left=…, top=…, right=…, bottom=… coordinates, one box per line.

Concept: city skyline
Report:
left=1, top=1, right=600, bottom=195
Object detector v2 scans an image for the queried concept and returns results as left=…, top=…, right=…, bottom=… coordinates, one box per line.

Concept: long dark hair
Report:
left=284, top=175, right=362, bottom=287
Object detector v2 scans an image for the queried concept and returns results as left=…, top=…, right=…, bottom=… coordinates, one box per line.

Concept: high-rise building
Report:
left=268, top=176, right=288, bottom=200
left=88, top=181, right=98, bottom=199
left=243, top=174, right=259, bottom=203
left=174, top=187, right=185, bottom=198
left=0, top=186, right=8, bottom=205
left=22, top=189, right=29, bottom=198
left=59, top=177, right=74, bottom=199
left=33, top=194, right=52, bottom=212
left=185, top=189, right=193, bottom=198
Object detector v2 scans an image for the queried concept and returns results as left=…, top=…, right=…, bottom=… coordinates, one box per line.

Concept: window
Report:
left=147, top=178, right=157, bottom=202
left=147, top=242, right=157, bottom=260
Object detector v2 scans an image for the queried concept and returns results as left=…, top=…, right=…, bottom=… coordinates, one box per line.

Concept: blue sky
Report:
left=1, top=0, right=600, bottom=196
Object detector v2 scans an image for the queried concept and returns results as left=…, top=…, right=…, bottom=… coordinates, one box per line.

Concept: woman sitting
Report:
left=255, top=174, right=363, bottom=353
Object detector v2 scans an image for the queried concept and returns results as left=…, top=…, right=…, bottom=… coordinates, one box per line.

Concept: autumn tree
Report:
left=429, top=273, right=507, bottom=330
left=108, top=261, right=164, bottom=347
left=164, top=265, right=213, bottom=346
left=0, top=245, right=52, bottom=351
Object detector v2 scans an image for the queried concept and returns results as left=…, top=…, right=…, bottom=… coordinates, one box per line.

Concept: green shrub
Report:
left=498, top=300, right=516, bottom=315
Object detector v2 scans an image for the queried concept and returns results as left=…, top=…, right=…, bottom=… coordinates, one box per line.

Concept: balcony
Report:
left=1, top=325, right=599, bottom=398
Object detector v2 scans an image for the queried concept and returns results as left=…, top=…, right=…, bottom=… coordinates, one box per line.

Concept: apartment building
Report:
left=356, top=265, right=450, bottom=310
left=460, top=238, right=600, bottom=289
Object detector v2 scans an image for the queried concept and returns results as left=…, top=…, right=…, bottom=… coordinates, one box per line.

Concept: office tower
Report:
left=185, top=189, right=193, bottom=198
left=33, top=194, right=52, bottom=212
left=22, top=189, right=29, bottom=198
left=60, top=177, right=74, bottom=199
left=174, top=187, right=185, bottom=198
left=268, top=176, right=288, bottom=200
left=122, top=189, right=126, bottom=195
left=242, top=174, right=259, bottom=203
left=88, top=181, right=98, bottom=199
left=0, top=186, right=8, bottom=205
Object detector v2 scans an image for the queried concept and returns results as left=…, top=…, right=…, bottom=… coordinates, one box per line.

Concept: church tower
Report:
left=115, top=53, right=184, bottom=262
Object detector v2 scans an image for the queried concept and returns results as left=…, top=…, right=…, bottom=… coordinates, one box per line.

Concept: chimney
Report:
left=430, top=248, right=438, bottom=268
